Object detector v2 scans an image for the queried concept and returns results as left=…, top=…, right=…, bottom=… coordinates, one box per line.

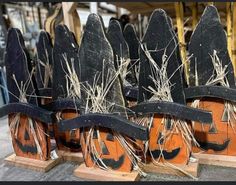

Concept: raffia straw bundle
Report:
left=134, top=43, right=198, bottom=179
left=191, top=50, right=236, bottom=132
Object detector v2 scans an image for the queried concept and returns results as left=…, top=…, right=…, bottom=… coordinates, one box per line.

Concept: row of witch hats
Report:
left=0, top=5, right=236, bottom=175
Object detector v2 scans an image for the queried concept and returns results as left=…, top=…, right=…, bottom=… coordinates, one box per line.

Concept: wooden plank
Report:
left=74, top=163, right=140, bottom=181
left=175, top=2, right=189, bottom=85
left=141, top=159, right=199, bottom=178
left=207, top=2, right=214, bottom=6
left=192, top=2, right=198, bottom=29
left=4, top=154, right=62, bottom=172
left=232, top=2, right=236, bottom=75
left=57, top=150, right=84, bottom=163
left=62, top=2, right=81, bottom=43
left=193, top=153, right=236, bottom=168
left=226, top=2, right=232, bottom=59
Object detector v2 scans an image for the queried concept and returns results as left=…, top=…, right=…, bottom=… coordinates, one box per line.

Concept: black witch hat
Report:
left=0, top=28, right=54, bottom=139
left=57, top=14, right=149, bottom=170
left=35, top=31, right=53, bottom=98
left=186, top=5, right=236, bottom=100
left=107, top=20, right=138, bottom=101
left=43, top=24, right=82, bottom=112
left=131, top=9, right=212, bottom=129
left=185, top=6, right=236, bottom=152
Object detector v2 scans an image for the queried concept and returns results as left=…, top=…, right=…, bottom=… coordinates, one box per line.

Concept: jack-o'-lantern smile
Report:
left=15, top=138, right=38, bottom=154
left=90, top=153, right=125, bottom=170
left=196, top=139, right=230, bottom=152
left=150, top=148, right=181, bottom=160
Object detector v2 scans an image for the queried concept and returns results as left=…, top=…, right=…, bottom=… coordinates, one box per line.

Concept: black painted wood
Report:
left=151, top=147, right=180, bottom=160
left=52, top=24, right=80, bottom=100
left=184, top=86, right=236, bottom=102
left=35, top=31, right=53, bottom=90
left=131, top=100, right=212, bottom=123
left=78, top=14, right=126, bottom=114
left=189, top=5, right=235, bottom=88
left=107, top=20, right=137, bottom=86
left=123, top=23, right=140, bottom=76
left=58, top=113, right=149, bottom=140
left=139, top=9, right=185, bottom=104
left=5, top=28, right=37, bottom=105
left=0, top=102, right=54, bottom=124
left=123, top=86, right=138, bottom=100
left=196, top=138, right=230, bottom=152
left=41, top=98, right=81, bottom=112
left=38, top=88, right=52, bottom=97
left=0, top=8, right=7, bottom=65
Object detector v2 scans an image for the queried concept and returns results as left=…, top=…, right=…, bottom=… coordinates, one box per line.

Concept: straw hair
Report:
left=7, top=67, right=49, bottom=160
left=134, top=43, right=198, bottom=179
left=191, top=50, right=236, bottom=131
left=81, top=58, right=146, bottom=176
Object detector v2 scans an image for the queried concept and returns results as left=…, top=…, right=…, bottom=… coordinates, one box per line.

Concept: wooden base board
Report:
left=141, top=159, right=199, bottom=178
left=4, top=154, right=62, bottom=172
left=193, top=153, right=236, bottom=168
left=74, top=163, right=140, bottom=181
left=57, top=150, right=84, bottom=163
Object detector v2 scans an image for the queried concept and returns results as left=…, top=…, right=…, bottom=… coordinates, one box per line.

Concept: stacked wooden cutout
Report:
left=186, top=5, right=236, bottom=168
left=1, top=28, right=61, bottom=172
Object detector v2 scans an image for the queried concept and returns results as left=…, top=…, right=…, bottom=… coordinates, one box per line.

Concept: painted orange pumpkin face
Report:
left=192, top=98, right=236, bottom=155
left=80, top=127, right=133, bottom=172
left=9, top=114, right=50, bottom=160
left=54, top=110, right=81, bottom=152
left=148, top=114, right=189, bottom=165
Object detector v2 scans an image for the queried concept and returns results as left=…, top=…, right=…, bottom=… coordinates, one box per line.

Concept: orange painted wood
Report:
left=80, top=127, right=133, bottom=172
left=53, top=110, right=80, bottom=152
left=148, top=114, right=189, bottom=165
left=191, top=98, right=236, bottom=155
left=9, top=114, right=50, bottom=161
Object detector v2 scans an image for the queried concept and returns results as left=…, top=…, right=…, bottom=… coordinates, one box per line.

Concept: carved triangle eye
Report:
left=208, top=123, right=218, bottom=133
left=106, top=133, right=114, bottom=141
left=24, top=129, right=30, bottom=140
left=101, top=141, right=110, bottom=155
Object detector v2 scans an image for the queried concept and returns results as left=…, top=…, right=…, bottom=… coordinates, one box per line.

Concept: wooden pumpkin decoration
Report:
left=58, top=115, right=148, bottom=172
left=50, top=24, right=81, bottom=152
left=58, top=14, right=149, bottom=173
left=185, top=5, right=236, bottom=155
left=0, top=28, right=53, bottom=160
left=131, top=9, right=212, bottom=165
